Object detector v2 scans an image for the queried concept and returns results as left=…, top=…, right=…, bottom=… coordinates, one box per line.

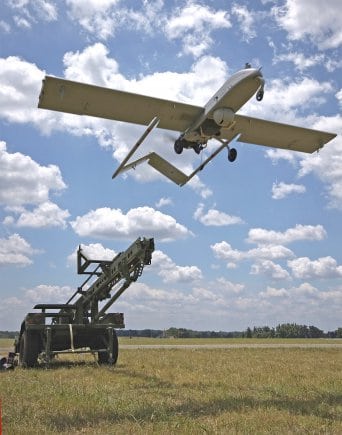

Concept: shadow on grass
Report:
left=48, top=391, right=342, bottom=432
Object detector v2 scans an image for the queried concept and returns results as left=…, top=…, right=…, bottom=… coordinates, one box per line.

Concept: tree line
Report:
left=1, top=324, right=341, bottom=339
left=244, top=324, right=342, bottom=339
left=117, top=323, right=342, bottom=339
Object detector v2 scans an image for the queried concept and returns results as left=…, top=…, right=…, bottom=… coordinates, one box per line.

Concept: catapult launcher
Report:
left=15, top=237, right=154, bottom=367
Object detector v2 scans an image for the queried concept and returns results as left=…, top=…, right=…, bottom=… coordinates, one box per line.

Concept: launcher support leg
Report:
left=45, top=327, right=52, bottom=363
left=107, top=327, right=114, bottom=365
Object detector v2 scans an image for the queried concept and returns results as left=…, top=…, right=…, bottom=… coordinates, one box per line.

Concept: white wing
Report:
left=221, top=114, right=336, bottom=153
left=38, top=76, right=202, bottom=132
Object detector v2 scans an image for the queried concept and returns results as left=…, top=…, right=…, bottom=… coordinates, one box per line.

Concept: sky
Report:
left=0, top=0, right=341, bottom=332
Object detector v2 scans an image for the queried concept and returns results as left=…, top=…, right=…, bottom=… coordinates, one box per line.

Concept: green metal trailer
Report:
left=15, top=237, right=154, bottom=367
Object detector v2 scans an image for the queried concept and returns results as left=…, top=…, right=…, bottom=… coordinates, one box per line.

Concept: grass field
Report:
left=1, top=338, right=341, bottom=434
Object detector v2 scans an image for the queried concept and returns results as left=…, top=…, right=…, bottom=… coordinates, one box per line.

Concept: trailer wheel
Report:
left=98, top=330, right=118, bottom=365
left=19, top=330, right=40, bottom=368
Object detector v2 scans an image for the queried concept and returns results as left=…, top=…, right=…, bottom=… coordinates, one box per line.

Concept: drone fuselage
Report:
left=181, top=67, right=264, bottom=146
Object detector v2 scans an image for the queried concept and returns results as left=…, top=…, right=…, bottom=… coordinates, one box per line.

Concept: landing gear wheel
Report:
left=174, top=140, right=183, bottom=154
left=256, top=89, right=264, bottom=101
left=193, top=143, right=203, bottom=155
left=19, top=330, right=40, bottom=368
left=98, top=330, right=118, bottom=365
left=228, top=148, right=237, bottom=162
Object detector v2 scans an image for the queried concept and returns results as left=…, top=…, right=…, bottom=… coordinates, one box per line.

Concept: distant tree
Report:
left=246, top=327, right=252, bottom=338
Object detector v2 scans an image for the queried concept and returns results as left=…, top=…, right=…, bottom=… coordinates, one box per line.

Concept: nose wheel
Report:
left=228, top=147, right=237, bottom=162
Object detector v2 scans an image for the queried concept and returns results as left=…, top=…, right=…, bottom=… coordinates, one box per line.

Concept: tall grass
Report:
left=0, top=343, right=341, bottom=433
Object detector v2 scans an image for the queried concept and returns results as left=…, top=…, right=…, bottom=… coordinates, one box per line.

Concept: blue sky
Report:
left=0, top=0, right=341, bottom=332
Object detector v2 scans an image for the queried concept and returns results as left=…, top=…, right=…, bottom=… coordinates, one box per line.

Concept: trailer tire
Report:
left=98, top=330, right=118, bottom=365
left=19, top=330, right=40, bottom=368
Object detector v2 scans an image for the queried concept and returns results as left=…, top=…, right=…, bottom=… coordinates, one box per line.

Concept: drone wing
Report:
left=221, top=114, right=336, bottom=153
left=38, top=76, right=203, bottom=132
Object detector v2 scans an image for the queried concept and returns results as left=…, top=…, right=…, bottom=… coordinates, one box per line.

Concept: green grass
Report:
left=1, top=340, right=341, bottom=434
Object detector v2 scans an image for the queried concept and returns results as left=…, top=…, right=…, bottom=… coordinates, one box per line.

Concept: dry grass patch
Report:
left=0, top=344, right=341, bottom=433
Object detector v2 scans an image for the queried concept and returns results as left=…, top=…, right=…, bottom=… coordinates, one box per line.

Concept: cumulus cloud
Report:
left=260, top=286, right=289, bottom=298
left=194, top=203, right=243, bottom=226
left=0, top=20, right=11, bottom=33
left=65, top=0, right=163, bottom=40
left=151, top=250, right=202, bottom=283
left=273, top=51, right=325, bottom=72
left=7, top=0, right=58, bottom=28
left=165, top=3, right=231, bottom=57
left=273, top=0, right=342, bottom=49
left=0, top=141, right=66, bottom=206
left=211, top=223, right=327, bottom=276
left=0, top=56, right=45, bottom=125
left=5, top=201, right=70, bottom=229
left=65, top=0, right=120, bottom=39
left=251, top=260, right=291, bottom=280
left=70, top=206, right=192, bottom=242
left=67, top=243, right=117, bottom=267
left=298, top=131, right=342, bottom=210
left=247, top=224, right=326, bottom=245
left=25, top=284, right=74, bottom=304
left=0, top=233, right=36, bottom=266
left=215, top=277, right=245, bottom=294
left=211, top=240, right=294, bottom=265
left=0, top=141, right=69, bottom=228
left=243, top=76, right=333, bottom=122
left=231, top=3, right=257, bottom=42
left=288, top=256, right=342, bottom=279
left=271, top=182, right=306, bottom=199
left=155, top=197, right=173, bottom=209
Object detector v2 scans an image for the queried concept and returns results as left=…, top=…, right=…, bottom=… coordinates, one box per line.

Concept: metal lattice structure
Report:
left=15, top=237, right=154, bottom=367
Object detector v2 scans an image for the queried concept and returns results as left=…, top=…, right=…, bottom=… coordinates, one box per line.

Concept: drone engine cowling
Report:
left=213, top=107, right=235, bottom=127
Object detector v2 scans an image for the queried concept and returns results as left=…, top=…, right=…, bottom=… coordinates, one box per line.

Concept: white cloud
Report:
left=273, top=0, right=342, bottom=49
left=231, top=3, right=257, bottom=42
left=260, top=286, right=289, bottom=298
left=151, top=250, right=202, bottom=283
left=0, top=20, right=11, bottom=33
left=211, top=240, right=294, bottom=267
left=0, top=141, right=66, bottom=206
left=67, top=243, right=117, bottom=268
left=292, top=282, right=318, bottom=296
left=251, top=260, right=291, bottom=280
left=70, top=206, right=192, bottom=242
left=7, top=0, right=58, bottom=28
left=273, top=51, right=325, bottom=72
left=271, top=182, right=306, bottom=199
left=155, top=197, right=173, bottom=208
left=288, top=256, right=342, bottom=279
left=194, top=203, right=243, bottom=226
left=247, top=77, right=333, bottom=120
left=5, top=201, right=70, bottom=229
left=165, top=3, right=231, bottom=57
left=216, top=277, right=244, bottom=294
left=0, top=233, right=36, bottom=266
left=298, top=130, right=342, bottom=209
left=0, top=56, right=45, bottom=125
left=65, top=0, right=120, bottom=39
left=25, top=284, right=74, bottom=304
left=265, top=149, right=298, bottom=166
left=247, top=224, right=326, bottom=245
left=337, top=89, right=342, bottom=108
left=65, top=0, right=163, bottom=40
left=211, top=223, right=325, bottom=270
